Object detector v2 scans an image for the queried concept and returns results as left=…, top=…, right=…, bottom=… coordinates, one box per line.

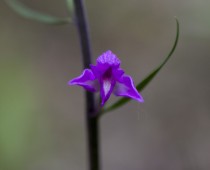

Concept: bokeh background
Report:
left=0, top=0, right=210, bottom=170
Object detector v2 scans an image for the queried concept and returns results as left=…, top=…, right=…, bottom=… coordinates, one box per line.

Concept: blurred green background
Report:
left=0, top=0, right=210, bottom=170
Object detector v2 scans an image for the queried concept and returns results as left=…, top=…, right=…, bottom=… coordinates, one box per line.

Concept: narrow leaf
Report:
left=66, top=0, right=74, bottom=13
left=5, top=0, right=71, bottom=25
left=100, top=18, right=180, bottom=116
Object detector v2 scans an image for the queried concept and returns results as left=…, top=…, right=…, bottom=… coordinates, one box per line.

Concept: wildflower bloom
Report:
left=69, top=50, right=144, bottom=106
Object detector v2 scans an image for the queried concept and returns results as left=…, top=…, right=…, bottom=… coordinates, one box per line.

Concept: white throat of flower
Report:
left=103, top=80, right=111, bottom=96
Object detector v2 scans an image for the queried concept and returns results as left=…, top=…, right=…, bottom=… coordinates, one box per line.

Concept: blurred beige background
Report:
left=0, top=0, right=210, bottom=170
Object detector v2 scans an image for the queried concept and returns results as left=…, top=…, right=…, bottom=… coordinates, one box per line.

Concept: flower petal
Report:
left=112, top=68, right=124, bottom=81
left=97, top=50, right=120, bottom=67
left=68, top=69, right=99, bottom=92
left=100, top=78, right=115, bottom=106
left=90, top=64, right=106, bottom=78
left=114, top=75, right=144, bottom=102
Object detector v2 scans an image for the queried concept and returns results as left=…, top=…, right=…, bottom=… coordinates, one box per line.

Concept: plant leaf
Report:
left=5, top=0, right=71, bottom=25
left=100, top=17, right=180, bottom=116
left=66, top=0, right=74, bottom=13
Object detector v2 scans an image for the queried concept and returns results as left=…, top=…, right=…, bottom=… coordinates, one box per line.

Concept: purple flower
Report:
left=69, top=50, right=144, bottom=106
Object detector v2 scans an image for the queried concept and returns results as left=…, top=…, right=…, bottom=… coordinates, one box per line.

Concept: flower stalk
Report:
left=73, top=0, right=100, bottom=170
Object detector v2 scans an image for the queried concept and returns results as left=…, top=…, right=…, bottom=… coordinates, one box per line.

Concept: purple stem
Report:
left=73, top=0, right=100, bottom=170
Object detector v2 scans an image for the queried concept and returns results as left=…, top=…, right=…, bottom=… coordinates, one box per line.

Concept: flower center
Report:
left=103, top=67, right=112, bottom=79
left=101, top=67, right=113, bottom=96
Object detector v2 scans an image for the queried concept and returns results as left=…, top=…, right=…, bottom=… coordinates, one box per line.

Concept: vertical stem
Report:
left=73, top=0, right=100, bottom=170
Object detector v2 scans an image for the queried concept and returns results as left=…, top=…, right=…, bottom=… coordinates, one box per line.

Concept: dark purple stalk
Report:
left=73, top=0, right=100, bottom=170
